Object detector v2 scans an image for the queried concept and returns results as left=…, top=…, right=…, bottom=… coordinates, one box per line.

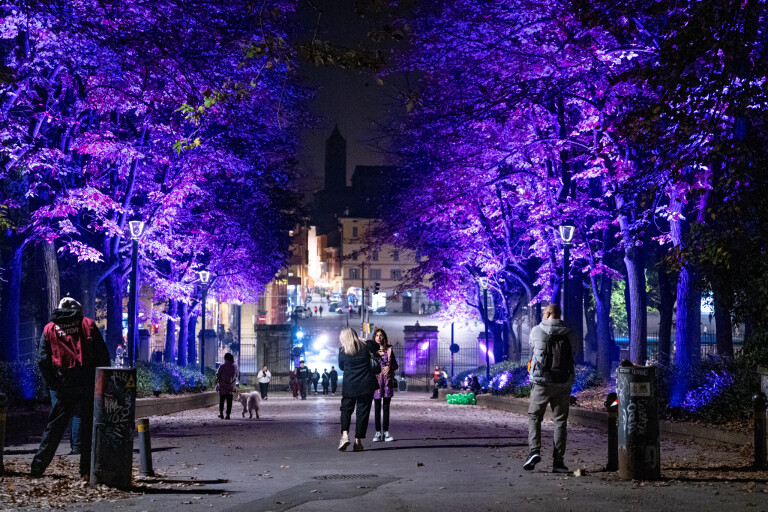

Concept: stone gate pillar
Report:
left=403, top=322, right=439, bottom=391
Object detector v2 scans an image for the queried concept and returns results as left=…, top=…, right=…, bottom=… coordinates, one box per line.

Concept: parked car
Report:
left=293, top=306, right=312, bottom=319
left=328, top=302, right=340, bottom=312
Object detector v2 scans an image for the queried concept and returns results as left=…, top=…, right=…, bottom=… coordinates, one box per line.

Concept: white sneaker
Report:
left=338, top=435, right=350, bottom=451
left=372, top=431, right=382, bottom=442
left=384, top=431, right=394, bottom=442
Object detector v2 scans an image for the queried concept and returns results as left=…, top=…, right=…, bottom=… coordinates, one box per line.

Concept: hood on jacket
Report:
left=538, top=319, right=572, bottom=336
left=51, top=308, right=83, bottom=325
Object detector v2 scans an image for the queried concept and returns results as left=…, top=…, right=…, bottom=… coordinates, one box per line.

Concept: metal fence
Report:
left=614, top=331, right=745, bottom=360
left=393, top=341, right=483, bottom=390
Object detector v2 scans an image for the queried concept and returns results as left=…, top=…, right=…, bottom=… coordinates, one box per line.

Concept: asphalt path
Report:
left=11, top=391, right=764, bottom=511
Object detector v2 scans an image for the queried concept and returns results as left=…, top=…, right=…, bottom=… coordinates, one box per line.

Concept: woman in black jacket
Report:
left=337, top=327, right=379, bottom=452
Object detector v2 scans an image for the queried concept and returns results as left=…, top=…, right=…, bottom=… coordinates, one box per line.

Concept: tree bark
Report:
left=0, top=239, right=28, bottom=361
left=79, top=263, right=97, bottom=321
left=187, top=313, right=198, bottom=366
left=164, top=299, right=178, bottom=363
left=625, top=245, right=648, bottom=365
left=104, top=271, right=124, bottom=358
left=38, top=241, right=60, bottom=322
left=177, top=301, right=188, bottom=366
left=569, top=276, right=584, bottom=364
left=657, top=262, right=674, bottom=367
left=713, top=289, right=733, bottom=357
left=584, top=287, right=598, bottom=365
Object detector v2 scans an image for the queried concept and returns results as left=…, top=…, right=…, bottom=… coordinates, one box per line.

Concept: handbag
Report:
left=369, top=350, right=382, bottom=375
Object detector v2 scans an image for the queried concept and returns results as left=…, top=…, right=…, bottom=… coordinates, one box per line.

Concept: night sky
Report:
left=296, top=0, right=404, bottom=194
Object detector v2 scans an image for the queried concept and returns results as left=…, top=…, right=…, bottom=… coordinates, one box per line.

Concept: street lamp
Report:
left=558, top=224, right=575, bottom=322
left=199, top=269, right=211, bottom=376
left=478, top=275, right=491, bottom=385
left=126, top=220, right=145, bottom=367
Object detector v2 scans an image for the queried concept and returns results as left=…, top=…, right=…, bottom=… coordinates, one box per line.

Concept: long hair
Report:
left=339, top=327, right=365, bottom=354
left=373, top=328, right=389, bottom=348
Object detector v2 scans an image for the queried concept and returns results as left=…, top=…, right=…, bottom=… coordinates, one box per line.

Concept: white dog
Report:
left=237, top=391, right=261, bottom=419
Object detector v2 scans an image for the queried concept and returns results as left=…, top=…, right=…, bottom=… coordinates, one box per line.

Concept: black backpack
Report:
left=542, top=332, right=574, bottom=383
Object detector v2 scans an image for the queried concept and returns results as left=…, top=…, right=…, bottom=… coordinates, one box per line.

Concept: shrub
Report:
left=0, top=360, right=49, bottom=405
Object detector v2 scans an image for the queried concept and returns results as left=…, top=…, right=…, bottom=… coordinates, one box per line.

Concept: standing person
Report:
left=289, top=369, right=299, bottom=399
left=321, top=369, right=330, bottom=395
left=371, top=328, right=398, bottom=443
left=524, top=304, right=576, bottom=473
left=329, top=366, right=339, bottom=395
left=337, top=327, right=379, bottom=452
left=296, top=360, right=312, bottom=400
left=319, top=305, right=324, bottom=317
left=312, top=368, right=320, bottom=395
left=216, top=353, right=239, bottom=419
left=313, top=305, right=318, bottom=316
left=258, top=365, right=271, bottom=400
left=31, top=297, right=111, bottom=479
left=430, top=365, right=441, bottom=398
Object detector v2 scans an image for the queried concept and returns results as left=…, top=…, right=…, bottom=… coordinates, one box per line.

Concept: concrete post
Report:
left=617, top=365, right=660, bottom=480
left=137, top=418, right=155, bottom=476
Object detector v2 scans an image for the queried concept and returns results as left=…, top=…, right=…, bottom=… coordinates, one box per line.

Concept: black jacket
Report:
left=338, top=340, right=380, bottom=398
left=296, top=366, right=312, bottom=381
left=329, top=369, right=338, bottom=383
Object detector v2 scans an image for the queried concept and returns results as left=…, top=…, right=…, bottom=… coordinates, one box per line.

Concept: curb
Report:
left=475, top=394, right=756, bottom=446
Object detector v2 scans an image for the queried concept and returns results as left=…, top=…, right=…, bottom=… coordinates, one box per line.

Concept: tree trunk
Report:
left=164, top=299, right=178, bottom=363
left=591, top=272, right=613, bottom=380
left=79, top=264, right=97, bottom=321
left=569, top=277, right=584, bottom=364
left=187, top=313, right=198, bottom=366
left=625, top=245, right=648, bottom=365
left=670, top=197, right=699, bottom=369
left=38, top=241, right=60, bottom=322
left=657, top=262, right=674, bottom=367
left=0, top=240, right=27, bottom=361
left=177, top=301, right=188, bottom=366
left=713, top=289, right=733, bottom=357
left=104, top=271, right=124, bottom=358
left=584, top=287, right=597, bottom=365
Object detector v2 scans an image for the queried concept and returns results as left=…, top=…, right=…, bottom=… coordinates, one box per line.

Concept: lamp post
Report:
left=479, top=275, right=491, bottom=384
left=558, top=225, right=575, bottom=322
left=126, top=220, right=145, bottom=367
left=198, top=270, right=211, bottom=376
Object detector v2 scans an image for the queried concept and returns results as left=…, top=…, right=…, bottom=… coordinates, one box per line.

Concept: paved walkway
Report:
left=4, top=392, right=768, bottom=511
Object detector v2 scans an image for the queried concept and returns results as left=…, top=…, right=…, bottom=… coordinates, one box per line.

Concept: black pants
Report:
left=322, top=384, right=329, bottom=395
left=299, top=380, right=309, bottom=399
left=219, top=394, right=233, bottom=417
left=259, top=382, right=269, bottom=399
left=32, top=386, right=93, bottom=477
left=312, top=380, right=319, bottom=393
left=331, top=380, right=337, bottom=394
left=340, top=394, right=374, bottom=439
left=374, top=397, right=392, bottom=432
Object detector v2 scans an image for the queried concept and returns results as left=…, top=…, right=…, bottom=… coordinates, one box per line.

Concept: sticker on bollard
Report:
left=617, top=365, right=660, bottom=480
left=90, top=367, right=137, bottom=490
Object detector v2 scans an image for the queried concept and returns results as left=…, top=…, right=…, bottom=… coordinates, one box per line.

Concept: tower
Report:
left=324, top=125, right=347, bottom=191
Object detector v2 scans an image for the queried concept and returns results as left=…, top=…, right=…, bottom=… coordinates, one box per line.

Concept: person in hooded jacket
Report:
left=31, top=297, right=111, bottom=479
left=523, top=304, right=576, bottom=474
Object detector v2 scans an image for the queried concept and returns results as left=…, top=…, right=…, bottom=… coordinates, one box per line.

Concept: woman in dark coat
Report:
left=338, top=327, right=379, bottom=452
left=289, top=370, right=299, bottom=399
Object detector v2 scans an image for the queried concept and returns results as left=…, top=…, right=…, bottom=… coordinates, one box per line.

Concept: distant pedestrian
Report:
left=431, top=365, right=441, bottom=399
left=31, top=297, right=111, bottom=479
left=319, top=305, right=324, bottom=317
left=322, top=369, right=330, bottom=395
left=371, top=328, right=398, bottom=443
left=314, top=306, right=318, bottom=316
left=349, top=305, right=354, bottom=317
left=216, top=353, right=239, bottom=419
left=337, top=327, right=380, bottom=452
left=312, top=368, right=320, bottom=395
left=329, top=366, right=339, bottom=395
left=524, top=304, right=576, bottom=473
left=470, top=375, right=482, bottom=394
left=289, top=370, right=299, bottom=399
left=258, top=365, right=271, bottom=400
left=296, top=360, right=311, bottom=399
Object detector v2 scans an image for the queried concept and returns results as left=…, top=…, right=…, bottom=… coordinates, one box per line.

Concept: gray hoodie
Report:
left=528, top=319, right=576, bottom=387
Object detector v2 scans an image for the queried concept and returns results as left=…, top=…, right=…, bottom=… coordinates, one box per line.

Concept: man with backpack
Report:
left=524, top=304, right=576, bottom=474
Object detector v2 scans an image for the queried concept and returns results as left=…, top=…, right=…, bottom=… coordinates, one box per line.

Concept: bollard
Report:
left=617, top=365, right=660, bottom=480
left=753, top=393, right=767, bottom=470
left=90, top=367, right=137, bottom=490
left=605, top=392, right=618, bottom=471
left=137, top=418, right=155, bottom=476
left=0, top=393, right=7, bottom=476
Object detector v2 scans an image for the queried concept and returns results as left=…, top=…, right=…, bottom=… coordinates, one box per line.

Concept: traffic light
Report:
left=373, top=282, right=380, bottom=294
